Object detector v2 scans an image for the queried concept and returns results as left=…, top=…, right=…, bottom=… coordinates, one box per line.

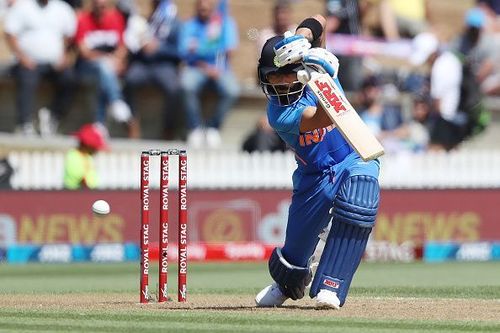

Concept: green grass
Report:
left=1, top=261, right=499, bottom=298
left=0, top=309, right=499, bottom=333
left=0, top=261, right=499, bottom=332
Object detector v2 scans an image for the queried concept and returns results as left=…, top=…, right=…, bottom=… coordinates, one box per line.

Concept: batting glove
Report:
left=273, top=31, right=311, bottom=67
left=303, top=48, right=340, bottom=79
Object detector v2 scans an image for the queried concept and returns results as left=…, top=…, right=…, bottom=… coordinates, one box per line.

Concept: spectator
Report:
left=4, top=0, right=76, bottom=136
left=410, top=32, right=488, bottom=150
left=242, top=115, right=287, bottom=153
left=63, top=123, right=108, bottom=190
left=0, top=0, right=16, bottom=18
left=360, top=0, right=400, bottom=40
left=0, top=156, right=14, bottom=189
left=464, top=6, right=500, bottom=97
left=244, top=0, right=294, bottom=153
left=61, top=0, right=81, bottom=10
left=452, top=7, right=486, bottom=57
left=325, top=0, right=364, bottom=91
left=75, top=0, right=137, bottom=137
left=256, top=0, right=297, bottom=53
left=359, top=75, right=409, bottom=153
left=477, top=0, right=500, bottom=20
left=123, top=0, right=181, bottom=140
left=386, top=0, right=430, bottom=38
left=179, top=0, right=240, bottom=149
left=407, top=92, right=434, bottom=151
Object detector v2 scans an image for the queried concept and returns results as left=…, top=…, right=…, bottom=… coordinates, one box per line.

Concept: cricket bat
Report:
left=299, top=70, right=385, bottom=161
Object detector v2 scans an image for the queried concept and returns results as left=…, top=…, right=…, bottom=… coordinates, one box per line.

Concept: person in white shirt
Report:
left=410, top=32, right=468, bottom=151
left=4, top=0, right=77, bottom=136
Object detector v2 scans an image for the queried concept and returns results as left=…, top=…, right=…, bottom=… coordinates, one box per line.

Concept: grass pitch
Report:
left=0, top=261, right=499, bottom=332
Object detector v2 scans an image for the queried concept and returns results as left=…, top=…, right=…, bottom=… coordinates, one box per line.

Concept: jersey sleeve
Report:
left=267, top=103, right=307, bottom=135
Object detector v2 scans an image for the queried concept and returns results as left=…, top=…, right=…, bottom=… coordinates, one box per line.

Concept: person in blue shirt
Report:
left=179, top=0, right=240, bottom=148
left=255, top=15, right=381, bottom=309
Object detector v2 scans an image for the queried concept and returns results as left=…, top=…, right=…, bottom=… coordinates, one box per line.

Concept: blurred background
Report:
left=1, top=0, right=499, bottom=265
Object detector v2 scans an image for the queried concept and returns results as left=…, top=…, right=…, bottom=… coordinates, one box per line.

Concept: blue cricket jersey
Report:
left=266, top=84, right=380, bottom=269
left=267, top=87, right=354, bottom=174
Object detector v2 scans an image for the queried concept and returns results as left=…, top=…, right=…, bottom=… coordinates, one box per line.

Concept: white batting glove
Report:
left=303, top=48, right=340, bottom=79
left=273, top=31, right=311, bottom=67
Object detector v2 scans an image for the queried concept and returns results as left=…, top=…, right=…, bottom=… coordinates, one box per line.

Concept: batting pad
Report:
left=309, top=175, right=380, bottom=306
left=269, top=248, right=312, bottom=300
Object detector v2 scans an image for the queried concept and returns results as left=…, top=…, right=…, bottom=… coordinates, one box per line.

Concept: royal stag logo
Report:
left=142, top=286, right=149, bottom=299
left=179, top=285, right=187, bottom=300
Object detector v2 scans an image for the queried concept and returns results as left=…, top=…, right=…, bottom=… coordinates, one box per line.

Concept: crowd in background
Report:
left=1, top=0, right=239, bottom=149
left=0, top=0, right=499, bottom=154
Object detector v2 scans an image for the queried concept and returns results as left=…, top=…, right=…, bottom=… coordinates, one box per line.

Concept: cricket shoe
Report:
left=255, top=283, right=288, bottom=307
left=315, top=289, right=340, bottom=309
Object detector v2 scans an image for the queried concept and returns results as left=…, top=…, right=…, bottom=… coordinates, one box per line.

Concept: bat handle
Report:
left=297, top=62, right=313, bottom=84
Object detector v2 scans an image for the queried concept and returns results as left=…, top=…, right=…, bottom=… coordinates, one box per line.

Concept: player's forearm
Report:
left=299, top=106, right=333, bottom=132
left=295, top=15, right=326, bottom=48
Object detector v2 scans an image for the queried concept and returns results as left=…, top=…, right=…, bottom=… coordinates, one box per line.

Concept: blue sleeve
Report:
left=267, top=104, right=305, bottom=135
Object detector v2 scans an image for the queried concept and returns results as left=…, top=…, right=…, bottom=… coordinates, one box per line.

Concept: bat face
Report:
left=307, top=71, right=384, bottom=161
left=312, top=79, right=348, bottom=115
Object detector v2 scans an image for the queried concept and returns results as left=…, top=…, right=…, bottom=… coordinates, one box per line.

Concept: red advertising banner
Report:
left=1, top=189, right=499, bottom=245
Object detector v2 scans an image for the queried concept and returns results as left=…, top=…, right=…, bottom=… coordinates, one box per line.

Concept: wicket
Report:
left=140, top=149, right=188, bottom=303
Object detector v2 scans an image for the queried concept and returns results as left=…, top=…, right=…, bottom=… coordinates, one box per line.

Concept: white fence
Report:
left=7, top=149, right=500, bottom=190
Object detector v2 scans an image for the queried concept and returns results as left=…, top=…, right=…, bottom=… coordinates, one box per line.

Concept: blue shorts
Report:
left=281, top=152, right=380, bottom=266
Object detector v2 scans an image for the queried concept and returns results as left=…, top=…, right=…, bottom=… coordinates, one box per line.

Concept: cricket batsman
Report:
left=255, top=14, right=381, bottom=308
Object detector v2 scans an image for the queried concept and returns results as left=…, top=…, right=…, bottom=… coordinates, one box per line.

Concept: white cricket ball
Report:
left=92, top=200, right=110, bottom=215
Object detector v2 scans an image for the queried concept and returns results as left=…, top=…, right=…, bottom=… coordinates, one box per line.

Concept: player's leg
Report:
left=310, top=159, right=380, bottom=308
left=256, top=172, right=336, bottom=307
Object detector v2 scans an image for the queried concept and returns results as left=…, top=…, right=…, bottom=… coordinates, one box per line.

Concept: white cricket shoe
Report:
left=255, top=283, right=288, bottom=307
left=315, top=289, right=340, bottom=309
